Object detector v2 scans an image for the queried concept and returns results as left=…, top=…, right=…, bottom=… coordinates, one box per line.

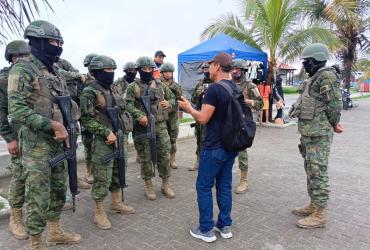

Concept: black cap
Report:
left=154, top=50, right=166, bottom=57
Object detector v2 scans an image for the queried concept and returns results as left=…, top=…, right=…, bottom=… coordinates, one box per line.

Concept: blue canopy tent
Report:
left=178, top=34, right=268, bottom=93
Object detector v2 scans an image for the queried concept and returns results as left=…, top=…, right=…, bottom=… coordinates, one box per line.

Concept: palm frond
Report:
left=200, top=12, right=261, bottom=49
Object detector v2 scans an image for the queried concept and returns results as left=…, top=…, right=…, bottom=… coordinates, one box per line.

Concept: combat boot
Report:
left=84, top=166, right=93, bottom=184
left=292, top=202, right=315, bottom=216
left=9, top=207, right=28, bottom=240
left=110, top=192, right=135, bottom=214
left=296, top=205, right=326, bottom=229
left=46, top=219, right=81, bottom=246
left=188, top=157, right=199, bottom=171
left=170, top=153, right=178, bottom=169
left=94, top=200, right=111, bottom=230
left=235, top=170, right=248, bottom=194
left=145, top=179, right=156, bottom=201
left=28, top=234, right=45, bottom=250
left=161, top=178, right=175, bottom=199
left=77, top=177, right=91, bottom=189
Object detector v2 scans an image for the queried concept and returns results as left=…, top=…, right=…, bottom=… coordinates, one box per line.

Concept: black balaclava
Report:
left=303, top=58, right=326, bottom=77
left=231, top=70, right=244, bottom=82
left=28, top=37, right=63, bottom=72
left=139, top=69, right=153, bottom=83
left=124, top=71, right=137, bottom=83
left=94, top=70, right=115, bottom=88
left=204, top=72, right=210, bottom=79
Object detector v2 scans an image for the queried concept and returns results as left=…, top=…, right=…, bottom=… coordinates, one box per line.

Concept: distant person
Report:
left=153, top=50, right=166, bottom=79
left=289, top=43, right=343, bottom=229
left=273, top=75, right=285, bottom=124
left=258, top=81, right=271, bottom=125
left=179, top=52, right=239, bottom=243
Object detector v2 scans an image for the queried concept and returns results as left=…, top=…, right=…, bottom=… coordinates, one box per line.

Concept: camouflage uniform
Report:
left=236, top=79, right=263, bottom=172
left=157, top=75, right=183, bottom=166
left=55, top=58, right=82, bottom=103
left=296, top=67, right=341, bottom=208
left=126, top=78, right=175, bottom=180
left=0, top=67, right=25, bottom=210
left=8, top=55, right=69, bottom=236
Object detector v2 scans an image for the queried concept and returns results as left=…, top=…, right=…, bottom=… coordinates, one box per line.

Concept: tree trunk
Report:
left=267, top=60, right=276, bottom=122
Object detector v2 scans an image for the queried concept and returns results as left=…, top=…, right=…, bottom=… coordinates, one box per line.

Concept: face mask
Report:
left=124, top=71, right=137, bottom=83
left=204, top=72, right=210, bottom=79
left=139, top=69, right=153, bottom=83
left=94, top=70, right=115, bottom=88
left=29, top=38, right=63, bottom=72
left=231, top=71, right=243, bottom=81
left=302, top=60, right=313, bottom=75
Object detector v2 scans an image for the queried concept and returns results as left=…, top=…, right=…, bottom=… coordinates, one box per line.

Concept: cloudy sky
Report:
left=0, top=0, right=241, bottom=79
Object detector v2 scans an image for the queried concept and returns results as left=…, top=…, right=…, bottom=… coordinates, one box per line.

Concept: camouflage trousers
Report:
left=91, top=135, right=121, bottom=201
left=134, top=121, right=170, bottom=180
left=194, top=123, right=206, bottom=160
left=238, top=149, right=249, bottom=171
left=166, top=111, right=179, bottom=154
left=20, top=128, right=66, bottom=236
left=299, top=133, right=333, bottom=208
left=82, top=129, right=93, bottom=170
left=8, top=154, right=26, bottom=208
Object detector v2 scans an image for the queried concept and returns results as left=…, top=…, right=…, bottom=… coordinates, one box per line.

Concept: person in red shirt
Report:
left=257, top=81, right=271, bottom=125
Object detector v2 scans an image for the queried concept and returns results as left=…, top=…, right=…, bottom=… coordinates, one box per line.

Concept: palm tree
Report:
left=305, top=0, right=370, bottom=89
left=0, top=0, right=54, bottom=46
left=201, top=0, right=340, bottom=84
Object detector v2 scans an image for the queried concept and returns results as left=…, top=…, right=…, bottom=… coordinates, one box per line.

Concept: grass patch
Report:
left=0, top=201, right=4, bottom=210
left=179, top=117, right=194, bottom=123
left=352, top=94, right=370, bottom=100
left=283, top=86, right=299, bottom=95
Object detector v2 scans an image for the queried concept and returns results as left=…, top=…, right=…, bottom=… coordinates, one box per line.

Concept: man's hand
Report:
left=178, top=96, right=193, bottom=113
left=244, top=98, right=254, bottom=107
left=106, top=131, right=117, bottom=145
left=276, top=100, right=284, bottom=110
left=334, top=123, right=344, bottom=134
left=139, top=116, right=148, bottom=126
left=159, top=100, right=169, bottom=110
left=7, top=140, right=19, bottom=155
left=52, top=121, right=69, bottom=143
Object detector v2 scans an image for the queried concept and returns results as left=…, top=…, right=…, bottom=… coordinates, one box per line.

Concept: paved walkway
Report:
left=1, top=98, right=370, bottom=250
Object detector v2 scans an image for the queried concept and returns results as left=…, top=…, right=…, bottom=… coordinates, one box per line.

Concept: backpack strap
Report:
left=219, top=81, right=234, bottom=96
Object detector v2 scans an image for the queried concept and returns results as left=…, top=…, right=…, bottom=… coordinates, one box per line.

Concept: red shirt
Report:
left=258, top=85, right=271, bottom=99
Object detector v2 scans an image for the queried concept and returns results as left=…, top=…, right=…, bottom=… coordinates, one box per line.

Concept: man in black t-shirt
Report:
left=179, top=52, right=238, bottom=243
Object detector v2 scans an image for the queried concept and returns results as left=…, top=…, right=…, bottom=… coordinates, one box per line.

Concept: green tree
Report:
left=306, top=0, right=370, bottom=89
left=201, top=0, right=339, bottom=84
left=0, top=0, right=54, bottom=46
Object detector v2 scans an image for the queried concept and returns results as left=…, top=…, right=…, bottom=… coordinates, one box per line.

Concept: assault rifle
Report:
left=100, top=107, right=126, bottom=201
left=49, top=96, right=78, bottom=212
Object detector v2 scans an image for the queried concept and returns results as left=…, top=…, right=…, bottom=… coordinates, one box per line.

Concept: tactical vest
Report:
left=90, top=81, right=115, bottom=129
left=111, top=79, right=133, bottom=132
left=134, top=79, right=168, bottom=122
left=289, top=67, right=334, bottom=120
left=24, top=61, right=80, bottom=125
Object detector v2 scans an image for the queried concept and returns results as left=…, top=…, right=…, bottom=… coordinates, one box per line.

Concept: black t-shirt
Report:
left=202, top=79, right=238, bottom=149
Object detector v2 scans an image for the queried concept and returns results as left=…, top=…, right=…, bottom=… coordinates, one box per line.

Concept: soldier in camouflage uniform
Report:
left=157, top=62, right=183, bottom=169
left=112, top=62, right=136, bottom=180
left=8, top=20, right=81, bottom=249
left=81, top=53, right=98, bottom=184
left=0, top=40, right=30, bottom=240
left=188, top=62, right=213, bottom=171
left=289, top=43, right=343, bottom=229
left=80, top=55, right=135, bottom=230
left=126, top=56, right=176, bottom=200
left=231, top=59, right=263, bottom=194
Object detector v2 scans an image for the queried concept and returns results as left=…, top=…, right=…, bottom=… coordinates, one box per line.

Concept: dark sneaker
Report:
left=190, top=227, right=217, bottom=243
left=214, top=226, right=233, bottom=239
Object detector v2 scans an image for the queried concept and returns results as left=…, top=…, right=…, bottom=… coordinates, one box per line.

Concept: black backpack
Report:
left=219, top=81, right=256, bottom=152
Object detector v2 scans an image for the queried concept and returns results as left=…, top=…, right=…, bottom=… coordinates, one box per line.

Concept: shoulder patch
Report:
left=7, top=74, right=20, bottom=92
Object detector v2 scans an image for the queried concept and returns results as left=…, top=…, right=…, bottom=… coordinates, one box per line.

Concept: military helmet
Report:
left=4, top=40, right=31, bottom=62
left=123, top=62, right=136, bottom=71
left=300, top=43, right=329, bottom=62
left=24, top=20, right=63, bottom=42
left=159, top=62, right=175, bottom=72
left=83, top=53, right=98, bottom=67
left=232, top=59, right=247, bottom=70
left=135, top=56, right=156, bottom=69
left=201, top=62, right=210, bottom=69
left=89, top=55, right=117, bottom=71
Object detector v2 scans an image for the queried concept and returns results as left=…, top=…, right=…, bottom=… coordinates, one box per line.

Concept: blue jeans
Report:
left=196, top=147, right=238, bottom=233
